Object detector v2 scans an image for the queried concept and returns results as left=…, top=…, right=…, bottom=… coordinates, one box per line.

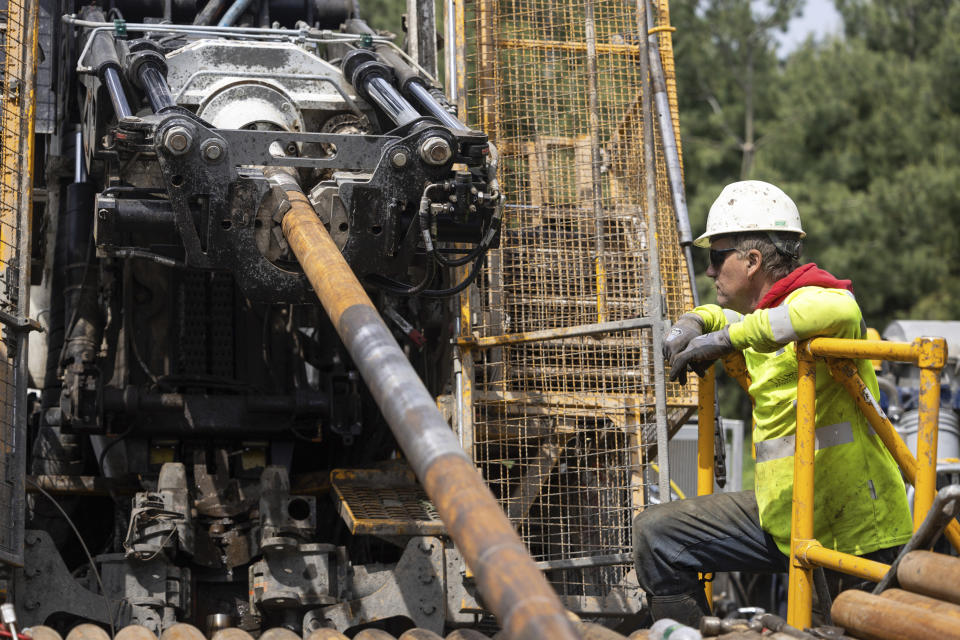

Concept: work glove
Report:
left=663, top=313, right=705, bottom=362
left=668, top=326, right=735, bottom=385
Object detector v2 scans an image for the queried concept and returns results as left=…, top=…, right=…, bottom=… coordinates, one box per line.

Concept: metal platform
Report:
left=331, top=466, right=446, bottom=536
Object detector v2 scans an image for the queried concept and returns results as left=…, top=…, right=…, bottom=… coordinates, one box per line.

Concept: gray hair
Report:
left=730, top=232, right=801, bottom=281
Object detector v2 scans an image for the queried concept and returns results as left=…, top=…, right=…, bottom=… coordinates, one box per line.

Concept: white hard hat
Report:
left=694, top=180, right=805, bottom=248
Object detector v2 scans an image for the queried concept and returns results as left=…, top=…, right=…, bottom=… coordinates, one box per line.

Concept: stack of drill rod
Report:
left=832, top=550, right=960, bottom=640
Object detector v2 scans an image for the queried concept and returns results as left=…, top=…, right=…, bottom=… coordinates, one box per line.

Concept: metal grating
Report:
left=331, top=468, right=445, bottom=536
left=0, top=0, right=40, bottom=566
left=456, top=0, right=695, bottom=603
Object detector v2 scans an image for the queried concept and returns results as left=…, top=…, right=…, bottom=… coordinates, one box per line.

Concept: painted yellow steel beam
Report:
left=787, top=340, right=817, bottom=629
left=455, top=317, right=654, bottom=349
left=805, top=337, right=918, bottom=364
left=915, top=338, right=948, bottom=527
left=794, top=540, right=890, bottom=583
left=697, top=366, right=716, bottom=609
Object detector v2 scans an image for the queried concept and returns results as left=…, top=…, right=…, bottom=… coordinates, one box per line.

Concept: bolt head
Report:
left=163, top=125, right=193, bottom=155
left=201, top=139, right=224, bottom=162
left=390, top=148, right=409, bottom=169
left=420, top=136, right=453, bottom=166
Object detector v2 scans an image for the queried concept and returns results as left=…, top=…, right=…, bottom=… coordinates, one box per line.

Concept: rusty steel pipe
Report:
left=831, top=589, right=960, bottom=640
left=881, top=589, right=960, bottom=621
left=897, top=550, right=960, bottom=604
left=270, top=168, right=578, bottom=640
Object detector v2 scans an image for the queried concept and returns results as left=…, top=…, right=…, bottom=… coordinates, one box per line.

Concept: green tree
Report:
left=756, top=1, right=960, bottom=325
left=670, top=0, right=800, bottom=301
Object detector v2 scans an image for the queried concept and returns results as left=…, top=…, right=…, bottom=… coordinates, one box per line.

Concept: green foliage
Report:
left=674, top=0, right=960, bottom=328
left=358, top=0, right=406, bottom=39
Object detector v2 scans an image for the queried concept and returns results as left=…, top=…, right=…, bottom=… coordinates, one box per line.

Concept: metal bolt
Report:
left=419, top=136, right=452, bottom=166
left=163, top=125, right=193, bottom=155
left=98, top=208, right=108, bottom=220
left=389, top=148, right=409, bottom=169
left=201, top=139, right=224, bottom=162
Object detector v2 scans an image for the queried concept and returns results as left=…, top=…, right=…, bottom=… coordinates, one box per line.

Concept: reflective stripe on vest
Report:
left=767, top=304, right=799, bottom=345
left=723, top=308, right=742, bottom=325
left=755, top=421, right=853, bottom=463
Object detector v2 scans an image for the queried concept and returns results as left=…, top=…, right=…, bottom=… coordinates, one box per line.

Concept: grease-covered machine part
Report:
left=9, top=0, right=565, bottom=637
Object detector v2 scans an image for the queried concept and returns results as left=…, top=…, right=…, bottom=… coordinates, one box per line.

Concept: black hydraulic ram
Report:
left=373, top=45, right=472, bottom=133
left=124, top=39, right=176, bottom=112
left=341, top=49, right=422, bottom=128
left=82, top=9, right=133, bottom=119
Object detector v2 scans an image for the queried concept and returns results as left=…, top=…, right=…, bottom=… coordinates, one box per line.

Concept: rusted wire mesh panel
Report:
left=0, top=0, right=39, bottom=565
left=459, top=0, right=695, bottom=603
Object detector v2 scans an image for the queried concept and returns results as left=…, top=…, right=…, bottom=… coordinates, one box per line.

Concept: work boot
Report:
left=647, top=591, right=710, bottom=628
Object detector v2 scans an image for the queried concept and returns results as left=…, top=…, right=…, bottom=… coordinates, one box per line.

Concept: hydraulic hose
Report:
left=267, top=166, right=579, bottom=640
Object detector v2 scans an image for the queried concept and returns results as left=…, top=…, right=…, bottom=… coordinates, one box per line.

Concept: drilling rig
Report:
left=10, top=0, right=540, bottom=636
left=0, top=0, right=698, bottom=637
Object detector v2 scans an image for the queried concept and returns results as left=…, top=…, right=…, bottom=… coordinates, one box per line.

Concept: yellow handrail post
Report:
left=914, top=337, right=947, bottom=529
left=788, top=340, right=817, bottom=629
left=697, top=366, right=716, bottom=498
left=721, top=352, right=752, bottom=394
left=697, top=365, right=716, bottom=608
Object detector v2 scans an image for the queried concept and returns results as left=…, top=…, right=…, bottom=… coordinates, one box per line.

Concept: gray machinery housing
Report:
left=17, top=0, right=503, bottom=636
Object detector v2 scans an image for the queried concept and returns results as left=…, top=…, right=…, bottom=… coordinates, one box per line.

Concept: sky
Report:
left=777, top=0, right=843, bottom=54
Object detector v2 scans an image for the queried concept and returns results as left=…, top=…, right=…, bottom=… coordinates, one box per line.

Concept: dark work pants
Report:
left=632, top=490, right=901, bottom=609
left=632, top=490, right=787, bottom=597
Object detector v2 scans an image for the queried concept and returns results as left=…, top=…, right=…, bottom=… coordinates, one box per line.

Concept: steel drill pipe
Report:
left=831, top=589, right=960, bottom=640
left=881, top=588, right=960, bottom=621
left=897, top=550, right=960, bottom=604
left=271, top=168, right=578, bottom=640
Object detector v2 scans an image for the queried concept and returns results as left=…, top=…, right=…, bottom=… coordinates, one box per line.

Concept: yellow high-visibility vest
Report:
left=693, top=286, right=912, bottom=555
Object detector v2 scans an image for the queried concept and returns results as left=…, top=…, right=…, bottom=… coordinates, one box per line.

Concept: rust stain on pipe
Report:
left=897, top=550, right=960, bottom=605
left=832, top=589, right=960, bottom=640
left=881, top=589, right=960, bottom=621
left=275, top=171, right=578, bottom=640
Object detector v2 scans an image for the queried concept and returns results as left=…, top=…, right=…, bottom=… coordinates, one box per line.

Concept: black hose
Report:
left=366, top=252, right=483, bottom=298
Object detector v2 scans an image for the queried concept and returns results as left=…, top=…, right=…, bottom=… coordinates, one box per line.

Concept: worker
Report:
left=633, top=180, right=912, bottom=626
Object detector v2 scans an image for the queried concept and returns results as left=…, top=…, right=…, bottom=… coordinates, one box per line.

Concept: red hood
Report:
left=756, top=263, right=853, bottom=310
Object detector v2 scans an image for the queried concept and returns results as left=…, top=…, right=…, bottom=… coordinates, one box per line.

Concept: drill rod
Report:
left=270, top=167, right=579, bottom=640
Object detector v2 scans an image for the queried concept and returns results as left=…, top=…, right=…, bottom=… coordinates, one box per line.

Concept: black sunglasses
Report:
left=709, top=247, right=738, bottom=269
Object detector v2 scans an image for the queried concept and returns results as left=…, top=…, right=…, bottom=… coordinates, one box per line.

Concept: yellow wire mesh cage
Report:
left=0, top=0, right=40, bottom=565
left=455, top=0, right=696, bottom=610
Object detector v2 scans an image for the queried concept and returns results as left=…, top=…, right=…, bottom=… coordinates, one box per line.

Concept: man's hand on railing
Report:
left=663, top=312, right=705, bottom=364
left=668, top=326, right=735, bottom=385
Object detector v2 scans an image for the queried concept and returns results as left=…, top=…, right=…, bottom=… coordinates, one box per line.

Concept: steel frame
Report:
left=698, top=336, right=954, bottom=629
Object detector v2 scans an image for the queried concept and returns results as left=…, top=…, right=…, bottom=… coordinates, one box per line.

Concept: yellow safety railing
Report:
left=697, top=336, right=955, bottom=629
